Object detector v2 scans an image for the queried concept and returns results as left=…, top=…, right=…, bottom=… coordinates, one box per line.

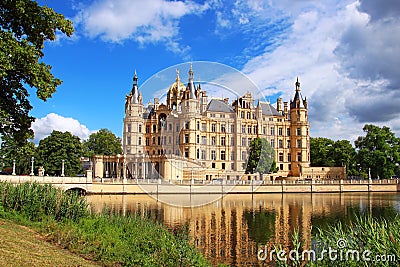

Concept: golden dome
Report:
left=168, top=69, right=186, bottom=93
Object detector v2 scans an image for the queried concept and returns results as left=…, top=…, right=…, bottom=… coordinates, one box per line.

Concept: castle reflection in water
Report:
left=87, top=193, right=399, bottom=266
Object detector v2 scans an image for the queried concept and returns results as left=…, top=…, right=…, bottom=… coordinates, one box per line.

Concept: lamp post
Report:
left=61, top=159, right=65, bottom=177
left=12, top=160, right=16, bottom=175
left=30, top=157, right=34, bottom=176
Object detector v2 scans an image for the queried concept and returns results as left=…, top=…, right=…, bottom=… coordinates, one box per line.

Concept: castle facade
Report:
left=120, top=66, right=314, bottom=181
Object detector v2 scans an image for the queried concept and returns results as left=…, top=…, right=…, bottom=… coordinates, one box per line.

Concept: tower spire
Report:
left=131, top=70, right=139, bottom=104
left=188, top=63, right=196, bottom=99
left=295, top=76, right=300, bottom=92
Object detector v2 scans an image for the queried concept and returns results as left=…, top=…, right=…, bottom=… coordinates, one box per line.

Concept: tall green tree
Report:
left=245, top=137, right=277, bottom=179
left=355, top=124, right=400, bottom=179
left=0, top=0, right=73, bottom=146
left=310, top=137, right=335, bottom=167
left=331, top=140, right=357, bottom=176
left=82, top=129, right=122, bottom=157
left=36, top=131, right=83, bottom=176
left=0, top=135, right=35, bottom=174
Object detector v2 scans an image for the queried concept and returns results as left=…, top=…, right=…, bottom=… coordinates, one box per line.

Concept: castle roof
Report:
left=206, top=99, right=235, bottom=113
left=260, top=102, right=283, bottom=116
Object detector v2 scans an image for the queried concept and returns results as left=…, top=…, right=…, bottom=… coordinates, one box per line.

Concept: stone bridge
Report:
left=0, top=175, right=92, bottom=194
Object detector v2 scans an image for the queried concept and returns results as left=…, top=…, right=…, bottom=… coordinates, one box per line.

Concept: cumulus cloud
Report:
left=229, top=0, right=400, bottom=141
left=31, top=113, right=92, bottom=143
left=76, top=0, right=212, bottom=55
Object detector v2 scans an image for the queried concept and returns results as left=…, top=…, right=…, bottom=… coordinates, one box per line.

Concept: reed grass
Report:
left=0, top=182, right=209, bottom=266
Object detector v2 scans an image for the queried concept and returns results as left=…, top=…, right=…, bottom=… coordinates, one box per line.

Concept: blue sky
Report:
left=30, top=0, right=400, bottom=143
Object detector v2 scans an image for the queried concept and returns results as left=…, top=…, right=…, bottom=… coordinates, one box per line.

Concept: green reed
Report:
left=0, top=182, right=209, bottom=266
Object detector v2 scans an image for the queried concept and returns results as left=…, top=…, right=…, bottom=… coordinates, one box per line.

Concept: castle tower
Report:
left=182, top=64, right=200, bottom=114
left=289, top=78, right=310, bottom=177
left=123, top=70, right=145, bottom=156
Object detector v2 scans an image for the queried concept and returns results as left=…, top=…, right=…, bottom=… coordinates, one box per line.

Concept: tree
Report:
left=35, top=131, right=83, bottom=176
left=82, top=129, right=122, bottom=157
left=0, top=135, right=35, bottom=174
left=245, top=138, right=277, bottom=179
left=355, top=124, right=400, bottom=179
left=0, top=0, right=73, bottom=146
left=310, top=137, right=335, bottom=167
left=331, top=140, right=357, bottom=176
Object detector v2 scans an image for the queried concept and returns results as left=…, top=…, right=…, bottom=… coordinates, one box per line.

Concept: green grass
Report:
left=268, top=215, right=400, bottom=267
left=0, top=182, right=210, bottom=266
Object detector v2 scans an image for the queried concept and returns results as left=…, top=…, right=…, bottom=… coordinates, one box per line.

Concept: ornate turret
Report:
left=291, top=77, right=307, bottom=109
left=187, top=63, right=196, bottom=99
left=131, top=70, right=139, bottom=104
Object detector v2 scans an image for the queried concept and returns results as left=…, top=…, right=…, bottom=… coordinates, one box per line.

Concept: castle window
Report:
left=221, top=151, right=226, bottom=160
left=158, top=137, right=161, bottom=145
left=278, top=139, right=283, bottom=148
left=297, top=140, right=302, bottom=148
left=279, top=152, right=283, bottom=162
left=153, top=125, right=156, bottom=133
left=241, top=111, right=244, bottom=118
left=242, top=138, right=246, bottom=146
left=185, top=134, right=189, bottom=143
left=230, top=137, right=235, bottom=146
left=287, top=140, right=291, bottom=148
left=230, top=124, right=235, bottom=133
left=297, top=152, right=302, bottom=162
left=270, top=127, right=275, bottom=135
left=127, top=149, right=131, bottom=154
left=168, top=124, right=172, bottom=131
left=288, top=153, right=291, bottom=162
left=248, top=138, right=252, bottom=146
left=221, top=114, right=225, bottom=118
left=241, top=151, right=247, bottom=161
left=221, top=124, right=226, bottom=133
left=287, top=128, right=291, bottom=136
left=176, top=123, right=180, bottom=132
left=211, top=150, right=216, bottom=160
left=252, top=113, right=256, bottom=119
left=297, top=128, right=301, bottom=136
left=221, top=137, right=226, bottom=146
left=270, top=139, right=275, bottom=148
left=138, top=137, right=142, bottom=146
left=211, top=124, right=216, bottom=132
left=222, top=163, right=225, bottom=170
left=185, top=122, right=189, bottom=130
left=138, top=124, right=142, bottom=133
left=196, top=135, right=200, bottom=144
left=176, top=136, right=179, bottom=145
left=253, top=125, right=257, bottom=134
left=247, top=112, right=250, bottom=119
left=202, top=123, right=206, bottom=131
left=231, top=163, right=235, bottom=170
left=278, top=127, right=283, bottom=136
left=202, top=136, right=207, bottom=145
left=230, top=151, right=235, bottom=160
left=184, top=149, right=189, bottom=158
left=146, top=138, right=150, bottom=146
left=168, top=136, right=171, bottom=144
left=211, top=136, right=216, bottom=146
left=197, top=121, right=200, bottom=130
left=146, top=126, right=150, bottom=133
left=242, top=125, right=246, bottom=133
left=248, top=125, right=252, bottom=134
left=201, top=150, right=206, bottom=160
left=196, top=149, right=200, bottom=159
left=152, top=137, right=156, bottom=144
left=127, top=137, right=131, bottom=145
left=127, top=124, right=131, bottom=132
left=289, top=164, right=291, bottom=170
left=263, top=127, right=266, bottom=135
left=280, top=164, right=283, bottom=170
left=269, top=117, right=273, bottom=121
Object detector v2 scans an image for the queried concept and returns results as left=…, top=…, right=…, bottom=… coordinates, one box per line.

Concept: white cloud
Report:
left=31, top=113, right=92, bottom=143
left=76, top=0, right=212, bottom=55
left=235, top=0, right=400, bottom=141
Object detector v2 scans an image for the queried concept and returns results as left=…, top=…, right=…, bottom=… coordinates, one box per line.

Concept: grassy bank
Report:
left=0, top=219, right=99, bottom=266
left=0, top=182, right=209, bottom=266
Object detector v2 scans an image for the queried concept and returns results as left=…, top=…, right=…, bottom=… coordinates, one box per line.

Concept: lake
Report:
left=87, top=193, right=400, bottom=266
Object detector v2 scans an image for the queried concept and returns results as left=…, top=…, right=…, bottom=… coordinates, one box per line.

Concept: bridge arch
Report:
left=64, top=186, right=87, bottom=195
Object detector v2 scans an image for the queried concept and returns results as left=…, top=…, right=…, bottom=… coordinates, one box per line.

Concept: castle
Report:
left=92, top=65, right=345, bottom=181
